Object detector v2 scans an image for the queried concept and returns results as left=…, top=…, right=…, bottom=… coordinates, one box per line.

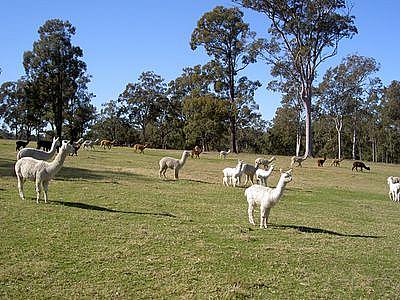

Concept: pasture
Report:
left=0, top=139, right=399, bottom=299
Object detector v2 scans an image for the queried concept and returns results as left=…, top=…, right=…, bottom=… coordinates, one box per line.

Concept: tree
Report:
left=236, top=0, right=357, bottom=157
left=191, top=6, right=262, bottom=153
left=118, top=71, right=167, bottom=142
left=23, top=19, right=91, bottom=139
left=317, top=54, right=380, bottom=160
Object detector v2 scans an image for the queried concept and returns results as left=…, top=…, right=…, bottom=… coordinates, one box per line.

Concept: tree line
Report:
left=1, top=1, right=399, bottom=163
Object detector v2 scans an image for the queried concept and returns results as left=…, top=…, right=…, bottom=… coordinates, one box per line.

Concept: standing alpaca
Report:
left=241, top=162, right=260, bottom=186
left=82, top=139, right=99, bottom=150
left=17, top=137, right=59, bottom=161
left=219, top=149, right=231, bottom=159
left=330, top=158, right=343, bottom=167
left=14, top=140, right=74, bottom=203
left=317, top=155, right=327, bottom=167
left=100, top=139, right=115, bottom=150
left=387, top=176, right=400, bottom=202
left=16, top=140, right=30, bottom=151
left=133, top=143, right=149, bottom=154
left=222, top=160, right=244, bottom=187
left=245, top=169, right=293, bottom=229
left=255, top=164, right=275, bottom=186
left=291, top=156, right=306, bottom=167
left=159, top=150, right=191, bottom=180
left=191, top=146, right=202, bottom=159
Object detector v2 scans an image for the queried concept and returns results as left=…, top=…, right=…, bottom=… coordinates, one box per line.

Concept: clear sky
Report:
left=1, top=0, right=399, bottom=122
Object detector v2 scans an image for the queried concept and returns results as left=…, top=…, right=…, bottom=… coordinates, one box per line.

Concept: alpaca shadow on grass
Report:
left=270, top=223, right=383, bottom=239
left=51, top=200, right=176, bottom=218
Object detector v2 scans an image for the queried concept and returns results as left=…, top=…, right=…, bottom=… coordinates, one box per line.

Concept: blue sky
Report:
left=1, top=0, right=399, bottom=121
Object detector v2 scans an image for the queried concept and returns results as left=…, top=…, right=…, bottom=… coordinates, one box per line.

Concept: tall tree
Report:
left=191, top=6, right=262, bottom=153
left=118, top=71, right=167, bottom=142
left=23, top=19, right=90, bottom=139
left=235, top=0, right=357, bottom=157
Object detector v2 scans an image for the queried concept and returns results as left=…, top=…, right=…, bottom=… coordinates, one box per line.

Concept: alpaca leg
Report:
left=260, top=207, right=271, bottom=229
left=174, top=168, right=179, bottom=179
left=243, top=175, right=249, bottom=186
left=248, top=203, right=255, bottom=225
left=17, top=176, right=25, bottom=200
left=43, top=181, right=49, bottom=203
left=35, top=179, right=42, bottom=204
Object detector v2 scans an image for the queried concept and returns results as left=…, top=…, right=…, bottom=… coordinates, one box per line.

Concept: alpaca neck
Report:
left=46, top=147, right=68, bottom=175
left=271, top=177, right=288, bottom=202
left=179, top=153, right=189, bottom=165
left=47, top=140, right=58, bottom=155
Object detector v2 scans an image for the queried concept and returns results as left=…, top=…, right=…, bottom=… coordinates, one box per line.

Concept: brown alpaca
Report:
left=352, top=161, right=370, bottom=171
left=331, top=158, right=344, bottom=167
left=317, top=156, right=327, bottom=167
left=133, top=143, right=149, bottom=153
left=191, top=145, right=202, bottom=159
left=100, top=139, right=115, bottom=150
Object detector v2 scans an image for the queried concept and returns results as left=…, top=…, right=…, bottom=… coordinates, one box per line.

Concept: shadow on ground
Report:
left=51, top=199, right=176, bottom=218
left=270, top=223, right=383, bottom=238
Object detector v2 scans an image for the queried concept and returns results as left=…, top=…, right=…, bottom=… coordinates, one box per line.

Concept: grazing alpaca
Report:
left=159, top=150, right=191, bottom=179
left=17, top=137, right=60, bottom=161
left=191, top=146, right=202, bottom=159
left=317, top=155, right=327, bottom=167
left=387, top=176, right=400, bottom=202
left=330, top=158, right=343, bottom=167
left=219, top=149, right=231, bottom=159
left=133, top=143, right=149, bottom=154
left=255, top=156, right=276, bottom=169
left=291, top=156, right=306, bottom=167
left=222, top=160, right=244, bottom=187
left=14, top=140, right=74, bottom=203
left=100, top=139, right=115, bottom=150
left=70, top=143, right=81, bottom=156
left=16, top=140, right=30, bottom=151
left=352, top=161, right=370, bottom=171
left=245, top=169, right=293, bottom=229
left=255, top=164, right=275, bottom=186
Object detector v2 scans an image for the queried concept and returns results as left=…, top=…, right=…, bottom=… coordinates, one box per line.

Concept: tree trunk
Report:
left=301, top=82, right=313, bottom=158
left=352, top=126, right=356, bottom=160
left=295, top=132, right=301, bottom=157
left=334, top=116, right=343, bottom=160
left=230, top=117, right=237, bottom=154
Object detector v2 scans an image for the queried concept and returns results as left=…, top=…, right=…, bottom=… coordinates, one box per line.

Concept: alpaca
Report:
left=219, top=149, right=231, bottom=159
left=291, top=156, right=306, bottom=167
left=255, top=164, right=275, bottom=186
left=245, top=169, right=293, bottom=228
left=16, top=140, right=30, bottom=151
left=100, top=139, right=115, bottom=150
left=37, top=140, right=53, bottom=151
left=317, top=155, right=327, bottom=167
left=352, top=161, right=370, bottom=171
left=133, top=143, right=149, bottom=154
left=255, top=156, right=276, bottom=169
left=222, top=160, right=244, bottom=187
left=159, top=150, right=191, bottom=179
left=241, top=162, right=259, bottom=186
left=330, top=158, right=343, bottom=167
left=14, top=140, right=74, bottom=203
left=387, top=176, right=400, bottom=202
left=82, top=139, right=99, bottom=150
left=191, top=146, right=202, bottom=159
left=70, top=143, right=81, bottom=156
left=17, top=137, right=60, bottom=161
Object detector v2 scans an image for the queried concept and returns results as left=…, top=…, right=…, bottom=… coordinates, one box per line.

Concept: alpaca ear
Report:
left=279, top=168, right=283, bottom=174
left=287, top=169, right=293, bottom=174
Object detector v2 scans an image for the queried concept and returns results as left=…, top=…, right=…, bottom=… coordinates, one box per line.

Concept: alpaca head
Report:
left=387, top=176, right=394, bottom=185
left=60, top=140, right=74, bottom=154
left=279, top=169, right=293, bottom=184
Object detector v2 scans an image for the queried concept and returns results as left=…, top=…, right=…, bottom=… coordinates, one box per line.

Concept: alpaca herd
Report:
left=11, top=137, right=399, bottom=229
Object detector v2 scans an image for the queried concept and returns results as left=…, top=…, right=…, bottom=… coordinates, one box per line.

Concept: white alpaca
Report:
left=14, top=140, right=74, bottom=203
left=245, top=169, right=293, bottom=228
left=17, top=137, right=60, bottom=161
left=255, top=156, right=276, bottom=169
left=82, top=139, right=99, bottom=150
left=219, top=149, right=231, bottom=159
left=222, top=160, right=244, bottom=187
left=159, top=150, right=191, bottom=179
left=255, top=164, right=275, bottom=186
left=387, top=176, right=400, bottom=202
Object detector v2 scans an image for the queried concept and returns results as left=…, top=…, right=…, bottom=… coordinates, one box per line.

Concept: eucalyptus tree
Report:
left=235, top=0, right=357, bottom=157
left=118, top=71, right=167, bottom=142
left=23, top=19, right=91, bottom=139
left=191, top=6, right=263, bottom=153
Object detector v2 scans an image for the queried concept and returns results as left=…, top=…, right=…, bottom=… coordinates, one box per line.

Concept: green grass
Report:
left=1, top=139, right=399, bottom=299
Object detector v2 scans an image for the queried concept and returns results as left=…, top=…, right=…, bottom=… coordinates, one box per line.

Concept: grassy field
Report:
left=1, top=139, right=399, bottom=299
